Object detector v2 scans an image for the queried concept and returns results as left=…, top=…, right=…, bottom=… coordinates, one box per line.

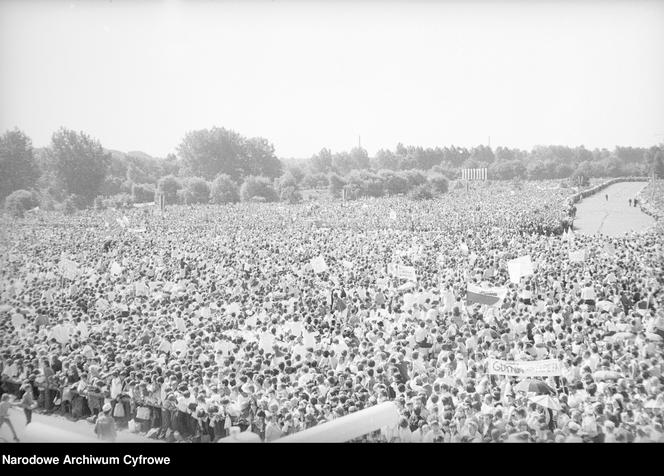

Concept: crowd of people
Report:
left=1, top=180, right=663, bottom=443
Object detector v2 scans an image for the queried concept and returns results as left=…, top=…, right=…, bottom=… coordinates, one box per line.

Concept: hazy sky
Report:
left=1, top=0, right=663, bottom=158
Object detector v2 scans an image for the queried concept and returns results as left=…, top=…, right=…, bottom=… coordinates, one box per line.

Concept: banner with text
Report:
left=487, top=358, right=563, bottom=377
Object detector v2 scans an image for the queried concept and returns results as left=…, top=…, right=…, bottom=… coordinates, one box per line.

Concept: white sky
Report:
left=1, top=0, right=663, bottom=158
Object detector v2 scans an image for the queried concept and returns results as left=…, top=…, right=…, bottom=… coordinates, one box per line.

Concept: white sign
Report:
left=395, top=264, right=416, bottom=282
left=135, top=282, right=148, bottom=296
left=310, top=255, right=328, bottom=274
left=59, top=259, right=80, bottom=280
left=507, top=255, right=534, bottom=284
left=569, top=249, right=587, bottom=263
left=487, top=358, right=563, bottom=377
left=110, top=262, right=122, bottom=276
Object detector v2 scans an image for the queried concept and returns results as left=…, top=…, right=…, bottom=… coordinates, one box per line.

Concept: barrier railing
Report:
left=0, top=375, right=223, bottom=441
left=567, top=177, right=649, bottom=204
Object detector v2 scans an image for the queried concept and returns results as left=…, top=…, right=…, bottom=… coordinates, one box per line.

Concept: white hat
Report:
left=103, top=403, right=112, bottom=412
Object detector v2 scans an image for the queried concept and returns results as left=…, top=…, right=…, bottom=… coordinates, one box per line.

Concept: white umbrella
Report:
left=528, top=394, right=562, bottom=411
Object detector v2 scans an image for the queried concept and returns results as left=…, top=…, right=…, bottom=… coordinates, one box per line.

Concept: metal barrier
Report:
left=0, top=375, right=210, bottom=441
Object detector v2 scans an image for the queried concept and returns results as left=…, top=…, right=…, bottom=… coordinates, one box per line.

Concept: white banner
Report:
left=507, top=255, right=534, bottom=284
left=395, top=264, right=416, bottom=282
left=487, top=358, right=563, bottom=377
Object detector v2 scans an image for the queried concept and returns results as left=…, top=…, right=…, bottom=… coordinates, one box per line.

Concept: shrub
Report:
left=280, top=186, right=302, bottom=204
left=301, top=173, right=328, bottom=189
left=131, top=183, right=156, bottom=204
left=408, top=184, right=434, bottom=201
left=210, top=174, right=240, bottom=204
left=157, top=175, right=182, bottom=205
left=103, top=193, right=133, bottom=209
left=328, top=173, right=346, bottom=198
left=67, top=194, right=89, bottom=210
left=40, top=193, right=56, bottom=211
left=240, top=176, right=279, bottom=202
left=4, top=189, right=39, bottom=218
left=277, top=172, right=298, bottom=190
left=62, top=197, right=77, bottom=215
left=182, top=177, right=210, bottom=204
left=428, top=174, right=449, bottom=194
left=403, top=170, right=427, bottom=187
left=379, top=170, right=409, bottom=195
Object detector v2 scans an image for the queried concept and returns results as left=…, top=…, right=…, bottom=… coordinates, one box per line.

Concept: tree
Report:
left=240, top=176, right=278, bottom=202
left=372, top=149, right=401, bottom=170
left=350, top=147, right=370, bottom=170
left=378, top=170, right=409, bottom=195
left=601, top=157, right=623, bottom=177
left=0, top=129, right=40, bottom=201
left=157, top=175, right=182, bottom=205
left=428, top=174, right=449, bottom=194
left=328, top=173, right=346, bottom=198
left=210, top=174, right=240, bottom=204
left=131, top=183, right=155, bottom=203
left=4, top=189, right=39, bottom=218
left=48, top=128, right=109, bottom=201
left=301, top=172, right=328, bottom=189
left=177, top=127, right=281, bottom=180
left=470, top=145, right=495, bottom=164
left=183, top=177, right=210, bottom=204
left=331, top=151, right=354, bottom=175
left=309, top=148, right=333, bottom=174
left=287, top=165, right=305, bottom=184
left=277, top=171, right=298, bottom=191
left=280, top=186, right=302, bottom=204
left=244, top=137, right=282, bottom=178
left=402, top=170, right=427, bottom=187
left=408, top=184, right=433, bottom=201
left=526, top=160, right=548, bottom=180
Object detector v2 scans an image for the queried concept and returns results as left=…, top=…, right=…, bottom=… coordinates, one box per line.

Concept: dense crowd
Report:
left=1, top=181, right=663, bottom=443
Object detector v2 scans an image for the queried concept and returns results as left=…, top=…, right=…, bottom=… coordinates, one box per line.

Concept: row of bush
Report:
left=4, top=169, right=453, bottom=217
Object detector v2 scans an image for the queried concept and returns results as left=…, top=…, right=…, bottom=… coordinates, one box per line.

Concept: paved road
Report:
left=0, top=407, right=155, bottom=443
left=573, top=181, right=655, bottom=236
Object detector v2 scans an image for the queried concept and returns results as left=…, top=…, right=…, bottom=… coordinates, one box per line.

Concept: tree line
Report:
left=1, top=125, right=663, bottom=216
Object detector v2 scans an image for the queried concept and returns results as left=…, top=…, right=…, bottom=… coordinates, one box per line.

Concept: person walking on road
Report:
left=0, top=393, right=21, bottom=442
left=629, top=198, right=632, bottom=207
left=94, top=403, right=118, bottom=441
left=605, top=194, right=608, bottom=201
left=20, top=381, right=37, bottom=425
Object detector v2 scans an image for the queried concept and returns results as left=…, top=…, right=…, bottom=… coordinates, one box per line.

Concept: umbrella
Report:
left=528, top=394, right=562, bottom=411
left=514, top=379, right=555, bottom=395
left=610, top=332, right=636, bottom=342
left=593, top=370, right=622, bottom=381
